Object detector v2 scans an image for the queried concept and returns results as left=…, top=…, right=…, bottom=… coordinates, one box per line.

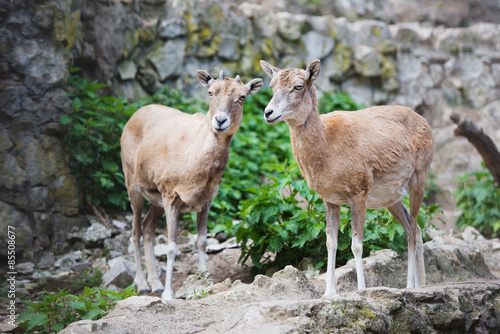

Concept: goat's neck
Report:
left=197, top=115, right=233, bottom=163
left=288, top=89, right=327, bottom=179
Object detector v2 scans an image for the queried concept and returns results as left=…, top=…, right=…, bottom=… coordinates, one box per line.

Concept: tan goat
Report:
left=121, top=71, right=263, bottom=300
left=260, top=59, right=434, bottom=297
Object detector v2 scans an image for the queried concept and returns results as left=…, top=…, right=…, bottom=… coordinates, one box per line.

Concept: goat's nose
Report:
left=215, top=116, right=227, bottom=126
left=265, top=109, right=274, bottom=119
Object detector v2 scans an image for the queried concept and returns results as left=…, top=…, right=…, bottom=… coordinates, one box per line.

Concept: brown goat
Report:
left=260, top=59, right=434, bottom=297
left=121, top=71, right=263, bottom=299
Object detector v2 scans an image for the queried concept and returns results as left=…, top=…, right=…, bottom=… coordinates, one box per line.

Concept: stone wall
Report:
left=0, top=0, right=87, bottom=259
left=1, top=0, right=500, bottom=257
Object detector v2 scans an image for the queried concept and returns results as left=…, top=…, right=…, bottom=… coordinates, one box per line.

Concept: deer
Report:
left=260, top=59, right=434, bottom=298
left=120, top=70, right=263, bottom=300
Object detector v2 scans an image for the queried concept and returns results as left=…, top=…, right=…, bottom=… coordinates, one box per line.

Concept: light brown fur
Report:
left=121, top=71, right=262, bottom=299
left=260, top=59, right=434, bottom=297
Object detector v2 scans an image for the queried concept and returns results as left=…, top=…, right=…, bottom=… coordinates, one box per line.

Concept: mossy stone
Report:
left=33, top=2, right=60, bottom=29
left=52, top=175, right=82, bottom=216
left=53, top=9, right=80, bottom=50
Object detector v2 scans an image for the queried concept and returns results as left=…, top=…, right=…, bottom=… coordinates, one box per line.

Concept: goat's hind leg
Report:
left=143, top=205, right=165, bottom=293
left=129, top=186, right=150, bottom=293
left=387, top=200, right=418, bottom=288
left=196, top=200, right=212, bottom=271
left=409, top=171, right=426, bottom=288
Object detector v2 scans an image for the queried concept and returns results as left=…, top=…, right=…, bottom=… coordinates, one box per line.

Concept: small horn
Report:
left=235, top=75, right=241, bottom=83
left=219, top=70, right=225, bottom=80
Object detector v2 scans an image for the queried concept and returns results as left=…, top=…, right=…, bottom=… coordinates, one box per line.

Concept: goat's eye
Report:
left=238, top=95, right=246, bottom=102
left=208, top=91, right=213, bottom=97
left=294, top=84, right=304, bottom=91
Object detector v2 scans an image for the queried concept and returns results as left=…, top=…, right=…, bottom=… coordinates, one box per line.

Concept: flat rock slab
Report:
left=61, top=274, right=500, bottom=334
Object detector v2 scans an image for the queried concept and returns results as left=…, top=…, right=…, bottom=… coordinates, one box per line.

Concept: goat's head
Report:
left=196, top=70, right=263, bottom=135
left=260, top=60, right=321, bottom=127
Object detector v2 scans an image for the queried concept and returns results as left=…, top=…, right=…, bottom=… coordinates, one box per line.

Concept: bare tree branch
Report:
left=450, top=113, right=500, bottom=186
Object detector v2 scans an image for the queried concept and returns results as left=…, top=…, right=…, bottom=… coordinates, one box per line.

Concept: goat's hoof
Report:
left=138, top=287, right=150, bottom=294
left=151, top=283, right=165, bottom=293
left=134, top=280, right=150, bottom=294
left=161, top=290, right=174, bottom=300
left=321, top=292, right=337, bottom=299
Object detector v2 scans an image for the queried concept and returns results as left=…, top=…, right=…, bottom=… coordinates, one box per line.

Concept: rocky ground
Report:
left=1, top=216, right=500, bottom=333
left=61, top=279, right=500, bottom=334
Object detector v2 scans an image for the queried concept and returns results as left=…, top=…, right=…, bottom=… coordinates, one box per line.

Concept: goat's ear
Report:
left=196, top=70, right=214, bottom=88
left=260, top=60, right=280, bottom=79
left=245, top=78, right=264, bottom=96
left=305, top=60, right=321, bottom=83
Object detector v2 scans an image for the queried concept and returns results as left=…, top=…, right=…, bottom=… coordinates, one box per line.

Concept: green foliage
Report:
left=74, top=269, right=103, bottom=288
left=297, top=0, right=324, bottom=7
left=318, top=91, right=365, bottom=114
left=17, top=284, right=137, bottom=333
left=236, top=162, right=441, bottom=274
left=63, top=72, right=132, bottom=210
left=63, top=69, right=207, bottom=211
left=193, top=289, right=208, bottom=299
left=455, top=166, right=500, bottom=238
left=236, top=162, right=329, bottom=273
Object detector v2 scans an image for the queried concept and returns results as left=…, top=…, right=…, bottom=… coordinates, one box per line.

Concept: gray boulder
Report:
left=158, top=18, right=186, bottom=39
left=102, top=257, right=136, bottom=289
left=147, top=39, right=186, bottom=81
left=276, top=12, right=308, bottom=42
left=462, top=226, right=500, bottom=273
left=83, top=223, right=112, bottom=247
left=54, top=250, right=83, bottom=271
left=174, top=270, right=214, bottom=300
left=17, top=262, right=35, bottom=275
left=302, top=30, right=335, bottom=63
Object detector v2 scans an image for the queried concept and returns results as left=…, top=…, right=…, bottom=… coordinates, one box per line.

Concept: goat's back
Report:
left=308, top=106, right=433, bottom=207
left=321, top=105, right=433, bottom=165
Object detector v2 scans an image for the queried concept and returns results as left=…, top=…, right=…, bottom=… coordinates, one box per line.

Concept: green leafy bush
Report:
left=63, top=73, right=131, bottom=209
left=236, top=162, right=329, bottom=273
left=73, top=269, right=103, bottom=289
left=318, top=90, right=365, bottom=113
left=17, top=285, right=137, bottom=333
left=236, top=162, right=441, bottom=273
left=455, top=166, right=500, bottom=237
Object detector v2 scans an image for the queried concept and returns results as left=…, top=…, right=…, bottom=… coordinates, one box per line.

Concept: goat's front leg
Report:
left=196, top=200, right=211, bottom=271
left=161, top=196, right=181, bottom=300
left=348, top=192, right=367, bottom=291
left=323, top=201, right=341, bottom=298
